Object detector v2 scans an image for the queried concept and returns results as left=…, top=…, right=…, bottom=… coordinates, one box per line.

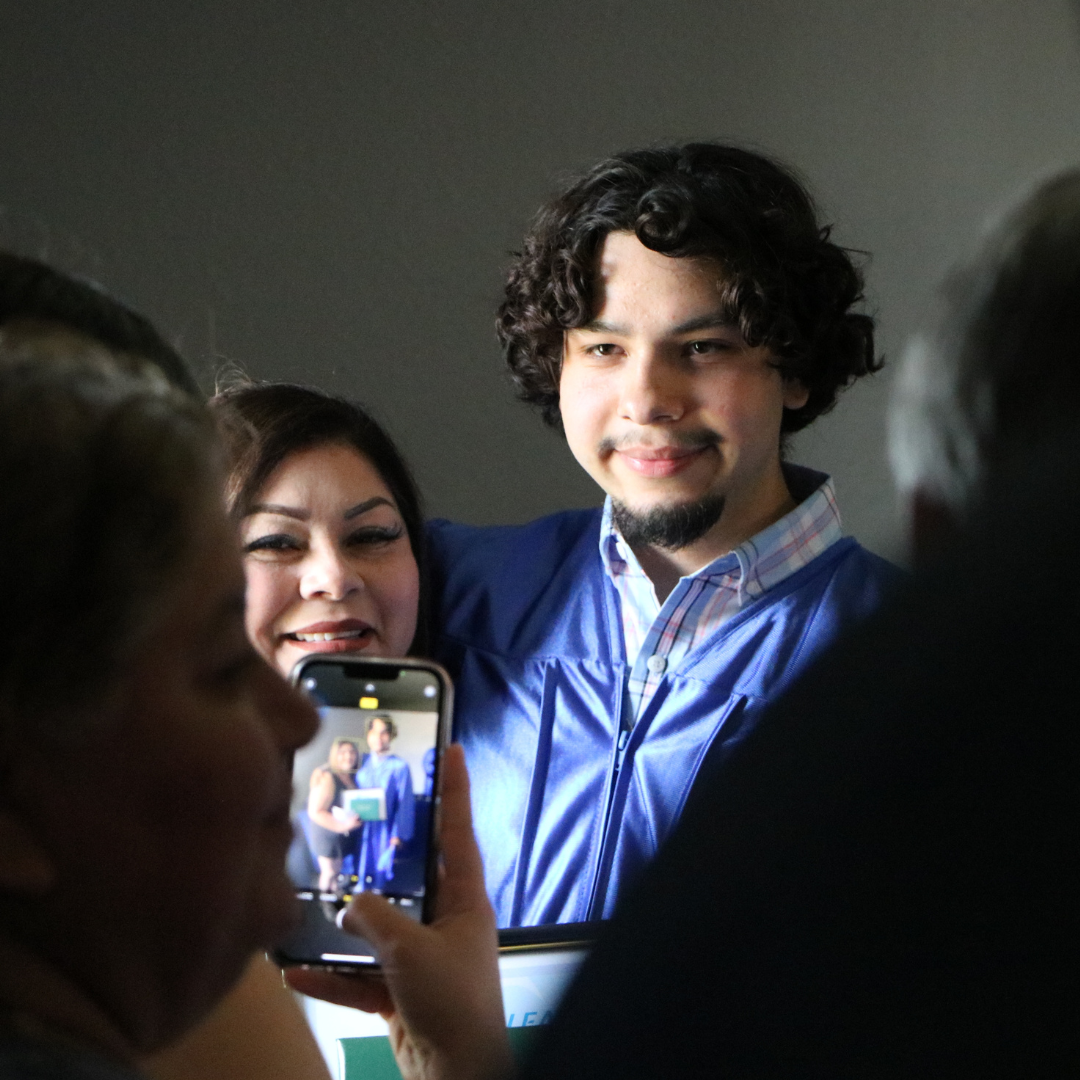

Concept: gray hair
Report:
left=0, top=327, right=219, bottom=732
left=889, top=169, right=1080, bottom=518
left=0, top=248, right=201, bottom=398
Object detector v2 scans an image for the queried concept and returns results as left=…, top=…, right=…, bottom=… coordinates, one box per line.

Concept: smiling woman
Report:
left=211, top=382, right=427, bottom=676
left=306, top=736, right=362, bottom=893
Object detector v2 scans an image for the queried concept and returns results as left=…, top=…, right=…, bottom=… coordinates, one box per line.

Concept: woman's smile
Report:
left=280, top=618, right=375, bottom=650
left=240, top=442, right=420, bottom=676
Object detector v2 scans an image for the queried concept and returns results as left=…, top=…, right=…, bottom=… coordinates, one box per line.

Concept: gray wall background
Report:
left=4, top=0, right=1080, bottom=561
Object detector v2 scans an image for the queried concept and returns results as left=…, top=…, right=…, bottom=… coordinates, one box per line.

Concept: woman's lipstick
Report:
left=281, top=619, right=375, bottom=653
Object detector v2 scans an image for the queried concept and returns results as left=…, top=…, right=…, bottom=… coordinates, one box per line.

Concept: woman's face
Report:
left=333, top=740, right=359, bottom=772
left=240, top=442, right=420, bottom=677
left=5, top=503, right=319, bottom=1049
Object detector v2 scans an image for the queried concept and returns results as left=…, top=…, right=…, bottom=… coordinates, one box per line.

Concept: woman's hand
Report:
left=287, top=746, right=510, bottom=1080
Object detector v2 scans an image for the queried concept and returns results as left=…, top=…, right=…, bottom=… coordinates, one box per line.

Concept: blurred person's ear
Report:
left=0, top=812, right=55, bottom=894
left=909, top=489, right=961, bottom=571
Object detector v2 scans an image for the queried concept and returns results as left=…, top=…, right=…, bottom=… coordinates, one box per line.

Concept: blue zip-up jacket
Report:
left=429, top=508, right=900, bottom=927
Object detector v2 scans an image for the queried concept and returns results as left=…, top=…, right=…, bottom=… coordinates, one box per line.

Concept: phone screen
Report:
left=274, top=656, right=450, bottom=969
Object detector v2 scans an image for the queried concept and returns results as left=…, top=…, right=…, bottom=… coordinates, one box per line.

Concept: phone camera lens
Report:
left=302, top=678, right=317, bottom=691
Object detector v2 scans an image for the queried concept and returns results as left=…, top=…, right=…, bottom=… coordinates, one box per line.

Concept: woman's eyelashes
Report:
left=243, top=532, right=301, bottom=556
left=242, top=523, right=405, bottom=558
left=344, top=524, right=404, bottom=547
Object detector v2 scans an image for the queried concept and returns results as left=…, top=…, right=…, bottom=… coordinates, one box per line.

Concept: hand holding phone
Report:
left=286, top=746, right=512, bottom=1080
left=274, top=656, right=452, bottom=972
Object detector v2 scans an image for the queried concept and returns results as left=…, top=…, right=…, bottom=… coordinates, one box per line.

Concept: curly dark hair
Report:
left=498, top=143, right=881, bottom=433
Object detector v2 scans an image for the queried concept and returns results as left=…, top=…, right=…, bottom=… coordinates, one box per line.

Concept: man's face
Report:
left=367, top=718, right=392, bottom=755
left=559, top=231, right=808, bottom=548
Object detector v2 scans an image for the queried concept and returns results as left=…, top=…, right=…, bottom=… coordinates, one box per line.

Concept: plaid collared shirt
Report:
left=600, top=467, right=844, bottom=721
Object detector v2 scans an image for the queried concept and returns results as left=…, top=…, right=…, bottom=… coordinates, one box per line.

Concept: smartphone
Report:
left=273, top=655, right=452, bottom=972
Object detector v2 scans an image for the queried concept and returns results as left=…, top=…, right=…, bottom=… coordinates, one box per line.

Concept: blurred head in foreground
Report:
left=0, top=248, right=200, bottom=397
left=0, top=327, right=315, bottom=1064
left=889, top=170, right=1080, bottom=563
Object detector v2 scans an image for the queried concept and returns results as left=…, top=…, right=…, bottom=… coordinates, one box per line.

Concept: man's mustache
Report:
left=597, top=429, right=722, bottom=455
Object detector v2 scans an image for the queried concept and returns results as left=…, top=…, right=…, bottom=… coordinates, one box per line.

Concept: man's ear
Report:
left=782, top=378, right=810, bottom=411
left=0, top=812, right=55, bottom=895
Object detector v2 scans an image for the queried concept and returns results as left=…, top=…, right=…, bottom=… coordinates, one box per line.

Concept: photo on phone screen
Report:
left=274, top=656, right=450, bottom=969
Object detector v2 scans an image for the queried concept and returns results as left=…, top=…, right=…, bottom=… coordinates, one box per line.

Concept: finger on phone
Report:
left=435, top=745, right=489, bottom=914
left=285, top=967, right=393, bottom=1017
left=341, top=890, right=422, bottom=952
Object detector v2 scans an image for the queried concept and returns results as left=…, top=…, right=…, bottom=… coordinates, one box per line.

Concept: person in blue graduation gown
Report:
left=422, top=746, right=436, bottom=797
left=355, top=715, right=416, bottom=891
left=430, top=143, right=902, bottom=928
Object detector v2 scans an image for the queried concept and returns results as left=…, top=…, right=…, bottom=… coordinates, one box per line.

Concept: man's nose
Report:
left=618, top=351, right=687, bottom=425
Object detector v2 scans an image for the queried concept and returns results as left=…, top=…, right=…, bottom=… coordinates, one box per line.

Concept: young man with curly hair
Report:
left=429, top=144, right=901, bottom=928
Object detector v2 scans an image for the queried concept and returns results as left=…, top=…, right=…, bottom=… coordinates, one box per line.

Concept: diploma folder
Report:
left=341, top=787, right=387, bottom=821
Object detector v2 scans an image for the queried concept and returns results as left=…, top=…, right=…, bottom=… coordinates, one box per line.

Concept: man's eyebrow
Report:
left=245, top=503, right=308, bottom=521
left=574, top=313, right=738, bottom=336
left=670, top=312, right=739, bottom=335
left=577, top=318, right=632, bottom=334
left=345, top=496, right=394, bottom=519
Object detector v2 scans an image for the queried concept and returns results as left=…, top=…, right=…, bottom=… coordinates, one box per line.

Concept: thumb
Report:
left=342, top=890, right=423, bottom=957
left=432, top=745, right=490, bottom=919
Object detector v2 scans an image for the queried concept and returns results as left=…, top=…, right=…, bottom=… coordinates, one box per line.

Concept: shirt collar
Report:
left=599, top=464, right=842, bottom=602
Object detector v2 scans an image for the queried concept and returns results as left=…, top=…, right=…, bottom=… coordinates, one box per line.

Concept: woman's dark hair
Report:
left=209, top=381, right=429, bottom=656
left=0, top=249, right=201, bottom=398
left=498, top=143, right=881, bottom=433
left=328, top=736, right=361, bottom=767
